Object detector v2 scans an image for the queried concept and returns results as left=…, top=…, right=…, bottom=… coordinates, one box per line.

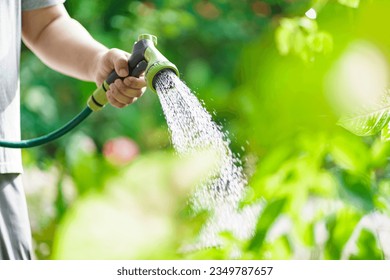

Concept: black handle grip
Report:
left=105, top=39, right=154, bottom=85
left=106, top=70, right=121, bottom=85
left=132, top=60, right=148, bottom=77
left=106, top=59, right=147, bottom=84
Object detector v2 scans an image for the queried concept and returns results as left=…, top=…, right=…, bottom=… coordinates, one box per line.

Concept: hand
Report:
left=93, top=48, right=147, bottom=108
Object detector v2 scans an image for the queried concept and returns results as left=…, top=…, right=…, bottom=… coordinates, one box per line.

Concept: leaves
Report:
left=349, top=229, right=383, bottom=260
left=338, top=102, right=390, bottom=137
left=275, top=0, right=361, bottom=61
left=381, top=123, right=390, bottom=141
left=325, top=208, right=361, bottom=259
left=335, top=170, right=375, bottom=212
left=52, top=151, right=220, bottom=259
left=247, top=198, right=287, bottom=251
left=275, top=17, right=333, bottom=61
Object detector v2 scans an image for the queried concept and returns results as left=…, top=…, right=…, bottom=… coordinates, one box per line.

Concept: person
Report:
left=0, top=0, right=146, bottom=260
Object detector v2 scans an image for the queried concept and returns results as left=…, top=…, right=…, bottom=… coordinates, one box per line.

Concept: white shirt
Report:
left=0, top=0, right=65, bottom=173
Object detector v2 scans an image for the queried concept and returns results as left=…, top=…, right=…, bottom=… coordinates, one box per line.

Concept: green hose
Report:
left=0, top=107, right=92, bottom=148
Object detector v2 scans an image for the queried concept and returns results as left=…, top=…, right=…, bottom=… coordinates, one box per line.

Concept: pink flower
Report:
left=103, top=137, right=139, bottom=166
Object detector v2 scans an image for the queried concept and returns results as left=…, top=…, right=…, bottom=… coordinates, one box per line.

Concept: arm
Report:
left=22, top=4, right=145, bottom=108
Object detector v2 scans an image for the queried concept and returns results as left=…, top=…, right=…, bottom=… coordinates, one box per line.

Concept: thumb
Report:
left=109, top=49, right=130, bottom=78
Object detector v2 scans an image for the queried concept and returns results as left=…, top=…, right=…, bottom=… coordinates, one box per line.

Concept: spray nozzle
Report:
left=139, top=36, right=179, bottom=92
left=88, top=34, right=179, bottom=111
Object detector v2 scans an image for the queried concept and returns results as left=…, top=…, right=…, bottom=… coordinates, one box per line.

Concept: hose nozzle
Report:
left=139, top=34, right=179, bottom=92
left=88, top=34, right=179, bottom=111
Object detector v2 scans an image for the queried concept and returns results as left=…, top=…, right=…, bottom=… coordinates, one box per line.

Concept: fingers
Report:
left=123, top=76, right=147, bottom=93
left=106, top=77, right=146, bottom=108
left=106, top=93, right=133, bottom=108
left=106, top=48, right=130, bottom=78
left=99, top=48, right=147, bottom=108
left=114, top=77, right=145, bottom=98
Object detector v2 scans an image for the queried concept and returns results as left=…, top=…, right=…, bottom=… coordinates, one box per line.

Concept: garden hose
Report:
left=0, top=34, right=179, bottom=149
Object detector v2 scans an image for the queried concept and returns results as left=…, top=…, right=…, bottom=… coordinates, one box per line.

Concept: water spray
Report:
left=0, top=34, right=179, bottom=148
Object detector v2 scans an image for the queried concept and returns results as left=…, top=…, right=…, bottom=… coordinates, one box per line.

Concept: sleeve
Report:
left=22, top=0, right=66, bottom=11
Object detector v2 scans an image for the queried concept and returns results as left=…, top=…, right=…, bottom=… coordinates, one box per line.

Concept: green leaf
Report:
left=349, top=229, right=383, bottom=260
left=381, top=122, right=390, bottom=141
left=338, top=104, right=390, bottom=136
left=292, top=30, right=306, bottom=54
left=259, top=235, right=292, bottom=259
left=275, top=26, right=292, bottom=55
left=307, top=32, right=333, bottom=53
left=275, top=17, right=333, bottom=61
left=335, top=170, right=375, bottom=212
left=370, top=138, right=390, bottom=167
left=298, top=17, right=318, bottom=33
left=338, top=0, right=360, bottom=8
left=325, top=208, right=361, bottom=259
left=247, top=198, right=287, bottom=251
left=276, top=18, right=298, bottom=55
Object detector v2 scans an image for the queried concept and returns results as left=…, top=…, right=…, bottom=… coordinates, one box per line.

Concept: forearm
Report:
left=22, top=4, right=146, bottom=108
left=22, top=5, right=107, bottom=83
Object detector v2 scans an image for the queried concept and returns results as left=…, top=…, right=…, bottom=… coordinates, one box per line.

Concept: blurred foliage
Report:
left=20, top=0, right=390, bottom=260
left=276, top=17, right=333, bottom=61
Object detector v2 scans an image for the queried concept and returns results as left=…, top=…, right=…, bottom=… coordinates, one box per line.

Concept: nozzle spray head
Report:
left=137, top=34, right=179, bottom=92
left=106, top=34, right=179, bottom=92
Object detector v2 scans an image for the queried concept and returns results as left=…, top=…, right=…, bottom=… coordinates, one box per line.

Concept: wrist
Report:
left=90, top=47, right=109, bottom=85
